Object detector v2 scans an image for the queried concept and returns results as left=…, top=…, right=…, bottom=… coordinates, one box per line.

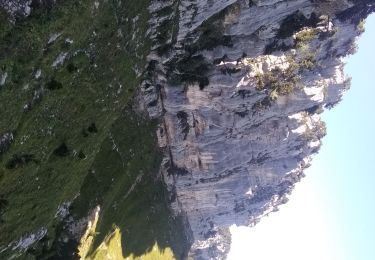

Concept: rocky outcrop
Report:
left=0, top=0, right=32, bottom=18
left=0, top=0, right=56, bottom=18
left=0, top=132, right=13, bottom=155
left=142, top=0, right=373, bottom=259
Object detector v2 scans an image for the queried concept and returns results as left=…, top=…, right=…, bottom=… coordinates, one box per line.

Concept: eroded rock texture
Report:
left=142, top=0, right=374, bottom=258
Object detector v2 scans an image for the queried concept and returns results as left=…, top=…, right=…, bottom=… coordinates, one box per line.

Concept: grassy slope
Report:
left=0, top=0, right=188, bottom=259
left=72, top=111, right=189, bottom=260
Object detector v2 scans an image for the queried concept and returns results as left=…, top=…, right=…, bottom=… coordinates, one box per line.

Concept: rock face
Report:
left=0, top=0, right=32, bottom=18
left=0, top=0, right=56, bottom=18
left=0, top=132, right=13, bottom=155
left=142, top=0, right=374, bottom=259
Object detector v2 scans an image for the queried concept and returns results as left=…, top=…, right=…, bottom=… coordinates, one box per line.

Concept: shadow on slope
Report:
left=69, top=110, right=191, bottom=260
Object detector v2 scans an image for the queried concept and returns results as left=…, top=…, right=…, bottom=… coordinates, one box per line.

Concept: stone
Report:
left=142, top=0, right=372, bottom=258
left=0, top=132, right=14, bottom=155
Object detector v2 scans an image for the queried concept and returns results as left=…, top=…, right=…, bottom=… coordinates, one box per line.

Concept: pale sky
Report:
left=229, top=14, right=375, bottom=260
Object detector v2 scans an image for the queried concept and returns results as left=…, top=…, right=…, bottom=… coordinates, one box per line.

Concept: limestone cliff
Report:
left=0, top=0, right=374, bottom=259
left=141, top=0, right=374, bottom=259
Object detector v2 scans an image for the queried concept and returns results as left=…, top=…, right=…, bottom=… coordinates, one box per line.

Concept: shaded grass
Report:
left=71, top=111, right=190, bottom=259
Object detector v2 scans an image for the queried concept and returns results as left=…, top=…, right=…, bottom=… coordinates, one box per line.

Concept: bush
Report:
left=299, top=53, right=316, bottom=70
left=252, top=97, right=272, bottom=111
left=87, top=123, right=98, bottom=133
left=5, top=153, right=38, bottom=169
left=254, top=64, right=298, bottom=101
left=46, top=78, right=63, bottom=90
left=295, top=29, right=317, bottom=48
left=53, top=143, right=69, bottom=157
left=357, top=19, right=365, bottom=34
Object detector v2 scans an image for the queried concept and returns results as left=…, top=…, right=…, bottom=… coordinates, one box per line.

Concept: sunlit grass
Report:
left=86, top=226, right=176, bottom=260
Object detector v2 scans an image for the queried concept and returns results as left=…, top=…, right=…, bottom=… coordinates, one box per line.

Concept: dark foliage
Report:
left=264, top=40, right=292, bottom=54
left=66, top=63, right=78, bottom=73
left=77, top=150, right=86, bottom=159
left=5, top=153, right=38, bottom=169
left=177, top=111, right=190, bottom=140
left=252, top=97, right=272, bottom=111
left=277, top=11, right=319, bottom=39
left=87, top=123, right=98, bottom=133
left=46, top=78, right=63, bottom=90
left=53, top=142, right=69, bottom=157
left=305, top=104, right=321, bottom=115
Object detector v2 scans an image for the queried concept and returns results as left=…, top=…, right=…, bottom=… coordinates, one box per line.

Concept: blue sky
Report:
left=229, top=14, right=375, bottom=260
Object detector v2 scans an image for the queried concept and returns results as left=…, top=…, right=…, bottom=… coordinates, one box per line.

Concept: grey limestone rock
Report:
left=0, top=132, right=14, bottom=155
left=142, top=0, right=374, bottom=258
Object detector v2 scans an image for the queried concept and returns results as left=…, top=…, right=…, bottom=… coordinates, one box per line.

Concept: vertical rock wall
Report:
left=143, top=0, right=373, bottom=258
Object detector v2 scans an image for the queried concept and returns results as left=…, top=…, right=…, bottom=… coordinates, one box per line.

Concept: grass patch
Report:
left=88, top=227, right=176, bottom=260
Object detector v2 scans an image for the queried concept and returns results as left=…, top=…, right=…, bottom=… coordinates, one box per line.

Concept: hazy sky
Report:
left=229, top=14, right=375, bottom=260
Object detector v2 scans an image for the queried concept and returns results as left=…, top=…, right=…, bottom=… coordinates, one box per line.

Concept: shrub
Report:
left=5, top=153, right=38, bottom=169
left=66, top=63, right=78, bottom=73
left=295, top=29, right=317, bottom=48
left=254, top=65, right=298, bottom=101
left=273, top=81, right=295, bottom=96
left=176, top=111, right=189, bottom=139
left=252, top=97, right=272, bottom=111
left=299, top=53, right=316, bottom=70
left=53, top=143, right=69, bottom=157
left=78, top=150, right=86, bottom=159
left=88, top=123, right=98, bottom=133
left=46, top=78, right=63, bottom=90
left=357, top=19, right=365, bottom=34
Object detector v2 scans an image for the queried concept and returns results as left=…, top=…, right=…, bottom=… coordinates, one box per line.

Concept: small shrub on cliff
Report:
left=295, top=29, right=317, bottom=48
left=297, top=51, right=317, bottom=71
left=254, top=68, right=297, bottom=99
left=272, top=81, right=295, bottom=97
left=287, top=53, right=317, bottom=72
left=357, top=19, right=365, bottom=34
left=252, top=97, right=272, bottom=111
